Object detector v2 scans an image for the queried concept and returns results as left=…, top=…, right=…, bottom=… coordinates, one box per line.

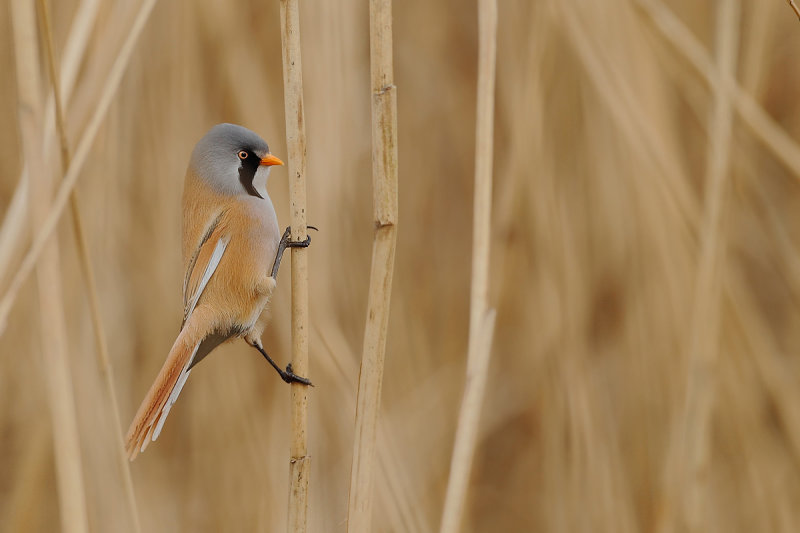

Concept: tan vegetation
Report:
left=2, top=0, right=800, bottom=532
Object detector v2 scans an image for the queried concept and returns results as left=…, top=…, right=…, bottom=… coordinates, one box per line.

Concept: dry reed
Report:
left=4, top=1, right=800, bottom=532
left=10, top=0, right=88, bottom=531
left=279, top=0, right=311, bottom=530
left=35, top=1, right=141, bottom=530
left=636, top=0, right=800, bottom=182
left=0, top=0, right=100, bottom=296
left=438, top=0, right=498, bottom=531
left=0, top=178, right=28, bottom=293
left=658, top=2, right=740, bottom=531
left=346, top=0, right=399, bottom=530
left=0, top=0, right=159, bottom=332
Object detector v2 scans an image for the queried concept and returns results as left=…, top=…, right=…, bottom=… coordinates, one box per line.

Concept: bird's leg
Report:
left=269, top=225, right=318, bottom=280
left=249, top=341, right=313, bottom=386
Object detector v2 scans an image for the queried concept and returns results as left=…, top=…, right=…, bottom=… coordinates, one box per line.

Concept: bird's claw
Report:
left=282, top=363, right=313, bottom=386
left=283, top=225, right=318, bottom=248
left=287, top=235, right=311, bottom=248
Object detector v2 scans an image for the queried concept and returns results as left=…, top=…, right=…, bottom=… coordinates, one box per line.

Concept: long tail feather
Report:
left=125, top=335, right=200, bottom=460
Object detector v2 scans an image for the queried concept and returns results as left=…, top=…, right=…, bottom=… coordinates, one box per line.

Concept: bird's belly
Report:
left=190, top=196, right=279, bottom=335
left=198, top=272, right=270, bottom=335
left=199, top=234, right=276, bottom=332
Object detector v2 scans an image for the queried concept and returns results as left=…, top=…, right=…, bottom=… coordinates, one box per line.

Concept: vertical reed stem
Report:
left=10, top=1, right=88, bottom=531
left=0, top=176, right=29, bottom=292
left=346, top=0, right=399, bottom=530
left=36, top=1, right=141, bottom=531
left=438, top=0, right=498, bottom=531
left=660, top=2, right=739, bottom=532
left=279, top=1, right=311, bottom=531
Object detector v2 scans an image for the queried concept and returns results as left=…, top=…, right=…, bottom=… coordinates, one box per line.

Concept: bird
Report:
left=125, top=123, right=311, bottom=460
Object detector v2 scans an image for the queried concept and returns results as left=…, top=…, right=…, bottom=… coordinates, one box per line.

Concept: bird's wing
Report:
left=182, top=213, right=229, bottom=328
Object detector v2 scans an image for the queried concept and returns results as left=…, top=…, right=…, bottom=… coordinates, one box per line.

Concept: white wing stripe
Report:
left=185, top=235, right=229, bottom=321
left=183, top=211, right=226, bottom=304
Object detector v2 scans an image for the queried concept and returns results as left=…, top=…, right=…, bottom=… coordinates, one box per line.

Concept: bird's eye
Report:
left=237, top=150, right=248, bottom=160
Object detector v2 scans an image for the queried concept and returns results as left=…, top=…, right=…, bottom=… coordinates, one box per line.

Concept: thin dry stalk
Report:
left=0, top=178, right=29, bottom=291
left=658, top=2, right=739, bottom=532
left=0, top=0, right=100, bottom=295
left=439, top=1, right=498, bottom=531
left=36, top=1, right=141, bottom=531
left=10, top=0, right=88, bottom=531
left=636, top=0, right=800, bottom=182
left=346, top=0, right=399, bottom=530
left=0, top=0, right=160, bottom=333
left=788, top=0, right=800, bottom=21
left=559, top=2, right=698, bottom=237
left=279, top=0, right=311, bottom=531
left=439, top=312, right=496, bottom=533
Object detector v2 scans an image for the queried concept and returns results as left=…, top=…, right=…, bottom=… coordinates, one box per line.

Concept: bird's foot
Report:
left=271, top=226, right=319, bottom=279
left=281, top=363, right=313, bottom=386
left=283, top=225, right=319, bottom=248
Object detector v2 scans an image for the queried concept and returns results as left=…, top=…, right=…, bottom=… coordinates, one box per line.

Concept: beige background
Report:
left=2, top=0, right=800, bottom=531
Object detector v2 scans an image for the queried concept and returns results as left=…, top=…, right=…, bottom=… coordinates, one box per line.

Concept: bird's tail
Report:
left=125, top=334, right=199, bottom=460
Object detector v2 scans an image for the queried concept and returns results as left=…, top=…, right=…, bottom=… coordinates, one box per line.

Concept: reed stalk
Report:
left=10, top=0, right=88, bottom=531
left=346, top=0, right=399, bottom=530
left=35, top=1, right=141, bottom=531
left=0, top=0, right=160, bottom=333
left=0, top=0, right=100, bottom=296
left=279, top=1, right=311, bottom=531
left=636, top=0, right=800, bottom=183
left=0, top=178, right=29, bottom=292
left=659, top=2, right=739, bottom=532
left=438, top=0, right=498, bottom=531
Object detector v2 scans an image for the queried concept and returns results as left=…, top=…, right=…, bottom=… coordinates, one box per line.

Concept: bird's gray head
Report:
left=189, top=123, right=283, bottom=198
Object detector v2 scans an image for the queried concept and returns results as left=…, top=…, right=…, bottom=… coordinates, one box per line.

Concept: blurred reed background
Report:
left=2, top=0, right=800, bottom=531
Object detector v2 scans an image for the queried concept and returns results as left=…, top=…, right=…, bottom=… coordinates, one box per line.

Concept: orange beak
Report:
left=260, top=154, right=284, bottom=167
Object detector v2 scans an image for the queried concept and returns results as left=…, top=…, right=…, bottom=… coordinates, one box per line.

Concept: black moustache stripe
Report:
left=238, top=153, right=264, bottom=199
